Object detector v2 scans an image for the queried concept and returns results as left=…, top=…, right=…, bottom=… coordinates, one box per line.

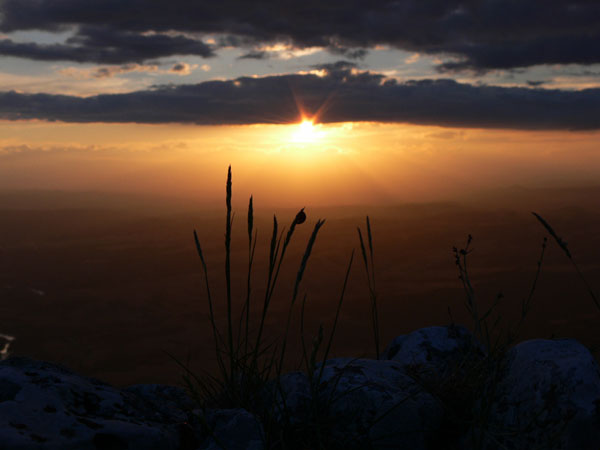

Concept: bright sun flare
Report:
left=291, top=119, right=322, bottom=144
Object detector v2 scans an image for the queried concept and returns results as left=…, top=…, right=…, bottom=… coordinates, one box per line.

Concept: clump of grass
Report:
left=184, top=166, right=328, bottom=418
left=433, top=212, right=598, bottom=449
left=184, top=167, right=378, bottom=450
left=186, top=167, right=389, bottom=449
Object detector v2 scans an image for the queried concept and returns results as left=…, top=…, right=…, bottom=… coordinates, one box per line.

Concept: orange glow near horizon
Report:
left=1, top=120, right=600, bottom=207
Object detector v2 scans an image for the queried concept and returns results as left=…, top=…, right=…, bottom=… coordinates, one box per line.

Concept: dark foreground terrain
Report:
left=0, top=187, right=599, bottom=386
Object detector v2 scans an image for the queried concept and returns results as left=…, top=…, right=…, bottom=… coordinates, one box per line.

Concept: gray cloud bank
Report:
left=1, top=1, right=599, bottom=70
left=0, top=26, right=214, bottom=64
left=1, top=67, right=598, bottom=130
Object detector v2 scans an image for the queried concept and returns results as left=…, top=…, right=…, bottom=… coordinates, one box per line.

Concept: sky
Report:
left=1, top=1, right=600, bottom=206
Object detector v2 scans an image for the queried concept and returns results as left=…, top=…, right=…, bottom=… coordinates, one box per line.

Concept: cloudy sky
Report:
left=1, top=1, right=600, bottom=204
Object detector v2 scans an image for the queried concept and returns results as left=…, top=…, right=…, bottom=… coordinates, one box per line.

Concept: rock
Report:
left=465, top=339, right=600, bottom=450
left=3, top=331, right=599, bottom=450
left=198, top=408, right=264, bottom=450
left=314, top=358, right=443, bottom=450
left=381, top=326, right=489, bottom=448
left=125, top=384, right=195, bottom=423
left=0, top=357, right=190, bottom=450
left=382, top=325, right=484, bottom=378
left=267, top=371, right=312, bottom=426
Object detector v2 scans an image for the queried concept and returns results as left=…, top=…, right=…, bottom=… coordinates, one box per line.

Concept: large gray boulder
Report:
left=266, top=327, right=484, bottom=449
left=0, top=357, right=192, bottom=450
left=465, top=339, right=600, bottom=450
left=382, top=325, right=484, bottom=378
left=314, top=358, right=443, bottom=450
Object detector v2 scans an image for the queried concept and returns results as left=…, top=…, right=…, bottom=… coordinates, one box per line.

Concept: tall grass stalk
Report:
left=453, top=229, right=552, bottom=352
left=252, top=215, right=280, bottom=369
left=452, top=235, right=482, bottom=342
left=277, top=219, right=325, bottom=374
left=253, top=209, right=307, bottom=371
left=317, top=250, right=354, bottom=381
left=224, top=166, right=236, bottom=383
left=238, top=195, right=257, bottom=357
left=532, top=212, right=599, bottom=310
left=193, top=230, right=226, bottom=377
left=357, top=216, right=381, bottom=359
left=515, top=236, right=548, bottom=335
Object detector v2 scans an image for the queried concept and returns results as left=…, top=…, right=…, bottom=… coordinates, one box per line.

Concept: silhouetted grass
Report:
left=433, top=212, right=598, bottom=449
left=184, top=167, right=329, bottom=416
left=533, top=211, right=599, bottom=310
left=180, top=168, right=597, bottom=449
left=357, top=216, right=381, bottom=359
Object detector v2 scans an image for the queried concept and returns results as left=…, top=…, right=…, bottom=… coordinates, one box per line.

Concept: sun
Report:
left=291, top=119, right=322, bottom=144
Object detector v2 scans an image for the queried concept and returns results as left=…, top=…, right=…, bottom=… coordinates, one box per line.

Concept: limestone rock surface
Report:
left=382, top=325, right=484, bottom=377
left=465, top=339, right=600, bottom=450
left=0, top=357, right=189, bottom=450
left=315, top=358, right=443, bottom=450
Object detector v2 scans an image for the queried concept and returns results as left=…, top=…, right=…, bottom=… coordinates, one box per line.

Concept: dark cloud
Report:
left=170, top=63, right=187, bottom=72
left=1, top=1, right=600, bottom=69
left=437, top=35, right=600, bottom=72
left=327, top=46, right=369, bottom=60
left=238, top=51, right=269, bottom=60
left=0, top=26, right=214, bottom=64
left=1, top=68, right=598, bottom=130
left=311, top=61, right=358, bottom=72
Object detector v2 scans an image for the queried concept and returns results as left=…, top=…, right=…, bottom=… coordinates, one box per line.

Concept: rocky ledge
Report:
left=0, top=326, right=599, bottom=449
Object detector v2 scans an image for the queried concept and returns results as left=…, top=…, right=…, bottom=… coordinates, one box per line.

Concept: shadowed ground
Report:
left=0, top=187, right=599, bottom=386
